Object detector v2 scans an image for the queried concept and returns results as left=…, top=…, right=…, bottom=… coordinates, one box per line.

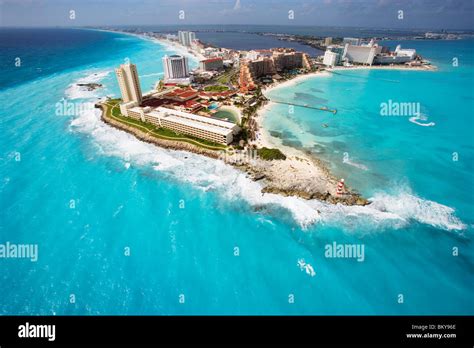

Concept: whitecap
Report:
left=369, top=190, right=466, bottom=231
left=297, top=259, right=316, bottom=277
left=65, top=70, right=111, bottom=100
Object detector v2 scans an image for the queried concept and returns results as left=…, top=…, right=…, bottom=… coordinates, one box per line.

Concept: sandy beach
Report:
left=151, top=37, right=207, bottom=61
left=263, top=70, right=332, bottom=94
left=90, top=28, right=206, bottom=62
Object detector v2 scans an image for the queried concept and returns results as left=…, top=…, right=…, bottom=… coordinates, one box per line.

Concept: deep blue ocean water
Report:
left=1, top=28, right=473, bottom=315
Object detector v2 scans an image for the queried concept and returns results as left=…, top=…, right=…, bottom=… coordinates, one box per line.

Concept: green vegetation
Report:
left=157, top=79, right=164, bottom=91
left=257, top=147, right=287, bottom=161
left=214, top=67, right=238, bottom=85
left=102, top=100, right=227, bottom=151
left=204, top=85, right=230, bottom=92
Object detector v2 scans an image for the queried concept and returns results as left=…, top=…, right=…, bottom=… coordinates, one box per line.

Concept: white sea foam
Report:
left=302, top=186, right=466, bottom=232
left=297, top=259, right=316, bottom=277
left=65, top=71, right=466, bottom=232
left=65, top=71, right=111, bottom=100
left=369, top=190, right=466, bottom=231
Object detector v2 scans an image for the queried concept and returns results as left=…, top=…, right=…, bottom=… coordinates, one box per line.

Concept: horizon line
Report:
left=1, top=24, right=473, bottom=33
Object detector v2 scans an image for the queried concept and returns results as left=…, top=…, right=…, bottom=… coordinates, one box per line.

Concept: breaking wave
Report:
left=65, top=71, right=111, bottom=100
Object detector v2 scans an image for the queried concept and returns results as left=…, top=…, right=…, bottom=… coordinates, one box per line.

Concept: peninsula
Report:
left=96, top=29, right=433, bottom=206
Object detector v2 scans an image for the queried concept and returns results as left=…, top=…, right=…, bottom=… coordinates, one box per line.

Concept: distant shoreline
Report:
left=88, top=27, right=206, bottom=62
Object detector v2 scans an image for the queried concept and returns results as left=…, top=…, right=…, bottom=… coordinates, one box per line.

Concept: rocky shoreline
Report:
left=98, top=104, right=222, bottom=159
left=98, top=103, right=369, bottom=207
left=77, top=82, right=103, bottom=91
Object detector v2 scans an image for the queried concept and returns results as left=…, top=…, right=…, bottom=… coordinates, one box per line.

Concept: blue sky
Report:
left=1, top=0, right=473, bottom=30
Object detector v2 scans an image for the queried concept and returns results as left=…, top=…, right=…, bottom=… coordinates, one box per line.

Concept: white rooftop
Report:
left=155, top=107, right=236, bottom=129
left=146, top=109, right=234, bottom=136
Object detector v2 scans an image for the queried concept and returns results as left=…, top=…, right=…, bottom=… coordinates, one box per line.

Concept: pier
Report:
left=267, top=99, right=337, bottom=114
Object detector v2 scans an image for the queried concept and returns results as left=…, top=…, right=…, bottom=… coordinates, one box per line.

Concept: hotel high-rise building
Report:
left=343, top=44, right=382, bottom=65
left=178, top=31, right=196, bottom=47
left=323, top=50, right=338, bottom=67
left=115, top=63, right=142, bottom=104
left=162, top=55, right=190, bottom=81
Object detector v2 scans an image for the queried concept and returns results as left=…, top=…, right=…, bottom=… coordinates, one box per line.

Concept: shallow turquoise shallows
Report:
left=1, top=29, right=473, bottom=315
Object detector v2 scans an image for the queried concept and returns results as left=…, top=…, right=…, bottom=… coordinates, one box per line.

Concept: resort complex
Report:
left=114, top=62, right=239, bottom=145
left=109, top=30, right=428, bottom=152
left=239, top=48, right=312, bottom=92
left=321, top=37, right=422, bottom=67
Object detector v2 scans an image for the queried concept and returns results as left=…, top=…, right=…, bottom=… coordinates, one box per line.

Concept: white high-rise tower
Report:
left=115, top=63, right=142, bottom=104
left=162, top=55, right=190, bottom=81
left=178, top=31, right=196, bottom=47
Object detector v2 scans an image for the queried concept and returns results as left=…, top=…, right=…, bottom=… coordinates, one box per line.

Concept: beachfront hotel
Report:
left=323, top=50, right=339, bottom=67
left=115, top=63, right=143, bottom=104
left=126, top=106, right=239, bottom=145
left=162, top=54, right=192, bottom=84
left=239, top=48, right=311, bottom=92
left=344, top=43, right=382, bottom=65
left=115, top=61, right=239, bottom=145
left=322, top=40, right=417, bottom=67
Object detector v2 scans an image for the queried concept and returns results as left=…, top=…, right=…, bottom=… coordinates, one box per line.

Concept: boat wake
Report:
left=409, top=113, right=436, bottom=127
left=65, top=71, right=466, bottom=233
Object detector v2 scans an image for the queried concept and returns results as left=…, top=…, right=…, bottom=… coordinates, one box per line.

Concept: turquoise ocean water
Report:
left=1, top=29, right=473, bottom=315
